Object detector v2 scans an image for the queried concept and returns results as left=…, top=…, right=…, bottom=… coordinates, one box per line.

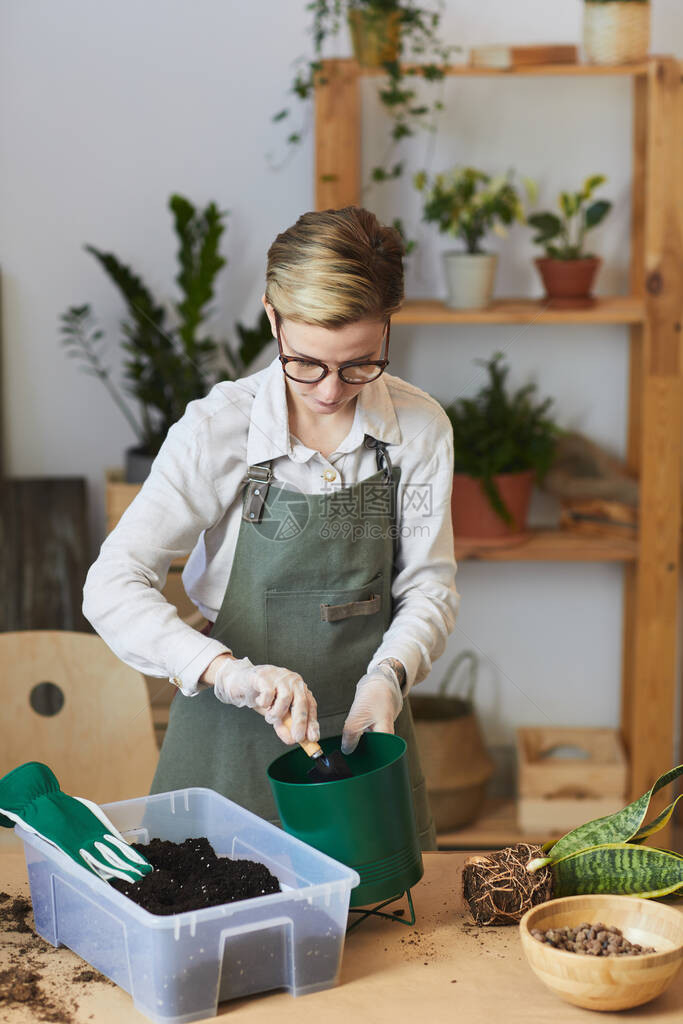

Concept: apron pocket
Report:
left=265, top=573, right=386, bottom=717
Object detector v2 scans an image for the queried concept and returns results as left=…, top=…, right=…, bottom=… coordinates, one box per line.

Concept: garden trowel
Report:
left=282, top=714, right=353, bottom=782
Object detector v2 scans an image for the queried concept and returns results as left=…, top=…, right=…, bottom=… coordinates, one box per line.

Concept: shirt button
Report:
left=323, top=469, right=337, bottom=482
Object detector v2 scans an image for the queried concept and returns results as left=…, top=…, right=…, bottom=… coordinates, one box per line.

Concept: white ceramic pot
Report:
left=442, top=251, right=498, bottom=309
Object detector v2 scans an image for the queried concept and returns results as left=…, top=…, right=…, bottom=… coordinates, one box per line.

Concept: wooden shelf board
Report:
left=454, top=528, right=638, bottom=562
left=394, top=296, right=645, bottom=325
left=363, top=60, right=652, bottom=78
left=438, top=798, right=562, bottom=850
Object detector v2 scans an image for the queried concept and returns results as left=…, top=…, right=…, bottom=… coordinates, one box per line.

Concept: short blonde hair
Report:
left=265, top=206, right=404, bottom=326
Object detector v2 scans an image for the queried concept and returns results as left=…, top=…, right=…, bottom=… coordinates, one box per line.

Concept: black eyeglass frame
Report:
left=274, top=309, right=391, bottom=385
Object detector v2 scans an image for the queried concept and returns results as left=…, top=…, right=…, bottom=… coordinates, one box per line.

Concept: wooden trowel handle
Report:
left=282, top=713, right=323, bottom=759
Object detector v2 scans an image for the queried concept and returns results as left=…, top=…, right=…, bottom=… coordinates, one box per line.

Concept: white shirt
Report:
left=83, top=358, right=459, bottom=695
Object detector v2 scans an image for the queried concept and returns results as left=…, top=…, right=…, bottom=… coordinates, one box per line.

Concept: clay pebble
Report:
left=531, top=921, right=656, bottom=956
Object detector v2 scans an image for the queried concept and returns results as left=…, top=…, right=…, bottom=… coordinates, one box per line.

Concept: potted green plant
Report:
left=442, top=353, right=559, bottom=544
left=59, top=194, right=272, bottom=482
left=347, top=0, right=402, bottom=66
left=273, top=1, right=452, bottom=189
left=527, top=175, right=612, bottom=306
left=583, top=1, right=650, bottom=65
left=414, top=167, right=533, bottom=309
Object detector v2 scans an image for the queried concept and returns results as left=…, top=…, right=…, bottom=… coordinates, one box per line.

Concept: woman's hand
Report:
left=209, top=655, right=319, bottom=745
left=341, top=663, right=403, bottom=755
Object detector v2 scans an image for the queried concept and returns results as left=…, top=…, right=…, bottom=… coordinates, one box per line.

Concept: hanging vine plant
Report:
left=272, top=1, right=453, bottom=193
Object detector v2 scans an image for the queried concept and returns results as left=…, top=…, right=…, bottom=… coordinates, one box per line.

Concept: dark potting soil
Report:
left=109, top=837, right=281, bottom=915
left=111, top=839, right=341, bottom=1011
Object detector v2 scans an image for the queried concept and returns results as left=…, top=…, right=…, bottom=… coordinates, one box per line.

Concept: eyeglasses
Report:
left=274, top=309, right=390, bottom=385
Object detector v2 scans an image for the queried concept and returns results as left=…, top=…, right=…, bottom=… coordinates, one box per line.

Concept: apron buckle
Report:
left=242, top=464, right=273, bottom=523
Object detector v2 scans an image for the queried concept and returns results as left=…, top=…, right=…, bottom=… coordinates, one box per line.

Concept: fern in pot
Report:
left=442, top=353, right=559, bottom=544
left=414, top=166, right=533, bottom=309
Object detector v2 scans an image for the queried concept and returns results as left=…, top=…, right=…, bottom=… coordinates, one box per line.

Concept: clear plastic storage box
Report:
left=15, top=788, right=360, bottom=1023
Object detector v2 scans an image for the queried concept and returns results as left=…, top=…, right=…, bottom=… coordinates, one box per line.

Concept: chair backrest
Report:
left=0, top=631, right=158, bottom=805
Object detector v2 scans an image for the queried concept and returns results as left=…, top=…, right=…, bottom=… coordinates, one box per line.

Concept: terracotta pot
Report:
left=534, top=256, right=601, bottom=307
left=451, top=470, right=535, bottom=545
left=347, top=9, right=401, bottom=67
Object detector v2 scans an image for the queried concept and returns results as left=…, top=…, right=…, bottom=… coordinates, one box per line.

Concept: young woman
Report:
left=83, top=206, right=459, bottom=850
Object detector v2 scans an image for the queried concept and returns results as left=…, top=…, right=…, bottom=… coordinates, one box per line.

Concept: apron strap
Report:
left=241, top=463, right=273, bottom=523
left=364, top=436, right=393, bottom=484
left=243, top=439, right=393, bottom=524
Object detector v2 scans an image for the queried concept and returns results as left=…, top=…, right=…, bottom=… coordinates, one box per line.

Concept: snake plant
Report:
left=527, top=764, right=683, bottom=899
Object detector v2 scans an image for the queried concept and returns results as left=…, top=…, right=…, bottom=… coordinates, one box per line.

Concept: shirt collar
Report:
left=335, top=374, right=401, bottom=454
left=246, top=359, right=291, bottom=465
left=246, top=357, right=402, bottom=466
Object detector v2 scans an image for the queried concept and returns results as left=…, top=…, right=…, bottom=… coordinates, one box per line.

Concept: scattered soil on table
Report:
left=109, top=836, right=281, bottom=915
left=0, top=883, right=114, bottom=1024
left=532, top=922, right=657, bottom=956
left=0, top=894, right=33, bottom=934
left=463, top=844, right=553, bottom=926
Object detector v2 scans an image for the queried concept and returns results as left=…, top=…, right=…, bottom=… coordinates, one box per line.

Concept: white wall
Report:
left=1, top=1, right=681, bottom=747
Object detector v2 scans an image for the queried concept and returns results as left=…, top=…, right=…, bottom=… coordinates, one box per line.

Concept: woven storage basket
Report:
left=583, top=1, right=650, bottom=65
left=410, top=651, right=494, bottom=831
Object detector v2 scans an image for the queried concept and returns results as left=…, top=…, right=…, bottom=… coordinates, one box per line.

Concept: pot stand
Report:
left=347, top=887, right=416, bottom=932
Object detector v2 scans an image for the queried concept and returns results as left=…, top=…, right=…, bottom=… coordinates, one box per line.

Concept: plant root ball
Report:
left=463, top=843, right=553, bottom=926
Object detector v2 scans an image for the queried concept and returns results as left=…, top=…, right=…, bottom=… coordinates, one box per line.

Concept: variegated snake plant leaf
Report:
left=526, top=764, right=683, bottom=899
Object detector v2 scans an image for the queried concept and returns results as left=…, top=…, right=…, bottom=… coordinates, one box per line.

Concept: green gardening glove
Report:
left=0, top=762, right=153, bottom=883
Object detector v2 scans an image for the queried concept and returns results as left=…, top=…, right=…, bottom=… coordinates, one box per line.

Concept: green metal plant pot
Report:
left=267, top=733, right=423, bottom=908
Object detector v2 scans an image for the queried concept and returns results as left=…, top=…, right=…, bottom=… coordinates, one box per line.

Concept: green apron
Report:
left=151, top=439, right=437, bottom=851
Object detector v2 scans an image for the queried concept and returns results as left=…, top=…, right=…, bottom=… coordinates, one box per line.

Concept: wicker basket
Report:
left=583, top=1, right=650, bottom=65
left=411, top=651, right=494, bottom=831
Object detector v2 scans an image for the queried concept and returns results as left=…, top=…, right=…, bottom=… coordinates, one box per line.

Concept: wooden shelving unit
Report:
left=365, top=60, right=653, bottom=78
left=453, top=529, right=638, bottom=563
left=315, top=57, right=683, bottom=846
left=394, top=296, right=645, bottom=325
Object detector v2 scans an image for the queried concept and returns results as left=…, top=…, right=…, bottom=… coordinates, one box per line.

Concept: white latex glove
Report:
left=341, top=663, right=403, bottom=755
left=212, top=657, right=319, bottom=746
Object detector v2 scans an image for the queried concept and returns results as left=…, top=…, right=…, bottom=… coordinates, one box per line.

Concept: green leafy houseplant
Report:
left=414, top=168, right=535, bottom=308
left=414, top=166, right=533, bottom=254
left=527, top=174, right=612, bottom=261
left=463, top=764, right=683, bottom=926
left=59, top=194, right=272, bottom=463
left=528, top=175, right=612, bottom=303
left=443, top=353, right=559, bottom=525
left=273, top=1, right=452, bottom=188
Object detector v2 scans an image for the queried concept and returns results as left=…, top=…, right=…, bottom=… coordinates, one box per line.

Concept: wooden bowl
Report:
left=520, top=895, right=683, bottom=1011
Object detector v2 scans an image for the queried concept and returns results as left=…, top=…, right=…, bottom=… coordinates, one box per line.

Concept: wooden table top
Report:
left=1, top=846, right=681, bottom=1023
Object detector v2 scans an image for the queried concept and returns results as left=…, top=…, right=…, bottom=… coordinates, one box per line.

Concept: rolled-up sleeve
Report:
left=366, top=423, right=459, bottom=690
left=82, top=417, right=231, bottom=695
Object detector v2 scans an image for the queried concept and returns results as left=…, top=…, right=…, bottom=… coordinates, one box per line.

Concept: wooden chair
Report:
left=0, top=631, right=158, bottom=805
